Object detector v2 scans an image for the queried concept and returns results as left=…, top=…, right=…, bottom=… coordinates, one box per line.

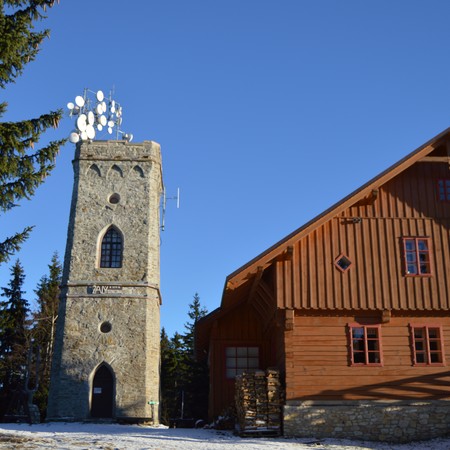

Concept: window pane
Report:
left=418, top=240, right=428, bottom=251
left=236, top=347, right=247, bottom=357
left=428, top=328, right=439, bottom=339
left=416, top=353, right=425, bottom=363
left=367, top=328, right=378, bottom=338
left=430, top=352, right=442, bottom=363
left=368, top=352, right=380, bottom=363
left=236, top=357, right=247, bottom=368
left=353, top=351, right=366, bottom=363
left=225, top=347, right=236, bottom=357
left=407, top=264, right=418, bottom=274
left=247, top=347, right=259, bottom=357
left=352, top=327, right=364, bottom=339
left=405, top=240, right=415, bottom=251
left=414, top=328, right=424, bottom=339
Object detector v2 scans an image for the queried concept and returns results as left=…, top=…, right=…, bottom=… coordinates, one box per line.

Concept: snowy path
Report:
left=0, top=422, right=448, bottom=449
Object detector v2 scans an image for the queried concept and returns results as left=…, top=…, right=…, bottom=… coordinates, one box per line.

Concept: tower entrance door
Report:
left=91, top=365, right=114, bottom=418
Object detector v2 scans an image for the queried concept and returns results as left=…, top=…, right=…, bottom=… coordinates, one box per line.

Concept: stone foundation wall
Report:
left=284, top=400, right=450, bottom=443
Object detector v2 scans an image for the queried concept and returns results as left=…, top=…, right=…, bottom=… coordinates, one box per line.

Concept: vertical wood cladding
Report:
left=285, top=314, right=450, bottom=401
left=277, top=161, right=450, bottom=311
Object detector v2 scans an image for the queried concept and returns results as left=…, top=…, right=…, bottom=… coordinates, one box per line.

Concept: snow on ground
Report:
left=0, top=423, right=449, bottom=450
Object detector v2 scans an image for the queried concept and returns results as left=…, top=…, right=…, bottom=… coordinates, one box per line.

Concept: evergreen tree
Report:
left=32, top=252, right=61, bottom=419
left=181, top=293, right=208, bottom=421
left=183, top=292, right=208, bottom=355
left=160, top=294, right=209, bottom=424
left=0, top=259, right=30, bottom=416
left=0, top=0, right=65, bottom=264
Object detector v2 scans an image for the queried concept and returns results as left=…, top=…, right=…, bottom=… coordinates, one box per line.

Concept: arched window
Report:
left=100, top=227, right=122, bottom=268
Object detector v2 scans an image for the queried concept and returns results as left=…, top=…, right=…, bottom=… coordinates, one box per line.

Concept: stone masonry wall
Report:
left=284, top=400, right=450, bottom=443
left=47, top=140, right=162, bottom=422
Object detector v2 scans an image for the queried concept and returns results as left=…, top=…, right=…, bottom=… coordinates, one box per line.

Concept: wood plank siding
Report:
left=276, top=161, right=450, bottom=311
left=285, top=313, right=450, bottom=401
left=196, top=131, right=450, bottom=420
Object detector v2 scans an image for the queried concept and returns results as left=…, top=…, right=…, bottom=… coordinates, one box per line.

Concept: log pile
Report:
left=235, top=368, right=282, bottom=436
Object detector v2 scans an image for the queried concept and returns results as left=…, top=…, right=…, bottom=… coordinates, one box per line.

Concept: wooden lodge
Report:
left=195, top=128, right=450, bottom=442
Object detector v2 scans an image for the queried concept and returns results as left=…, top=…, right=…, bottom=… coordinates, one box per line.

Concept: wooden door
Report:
left=91, top=365, right=114, bottom=418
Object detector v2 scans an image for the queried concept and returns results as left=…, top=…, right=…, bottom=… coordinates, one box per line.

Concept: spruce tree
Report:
left=0, top=0, right=65, bottom=264
left=0, top=259, right=30, bottom=416
left=182, top=293, right=208, bottom=421
left=32, top=252, right=61, bottom=419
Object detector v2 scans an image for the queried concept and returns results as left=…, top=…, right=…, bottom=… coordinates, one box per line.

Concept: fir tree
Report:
left=32, top=252, right=61, bottom=419
left=0, top=0, right=65, bottom=264
left=0, top=259, right=30, bottom=416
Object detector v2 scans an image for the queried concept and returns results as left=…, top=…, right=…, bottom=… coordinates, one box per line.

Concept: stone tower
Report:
left=47, top=140, right=162, bottom=422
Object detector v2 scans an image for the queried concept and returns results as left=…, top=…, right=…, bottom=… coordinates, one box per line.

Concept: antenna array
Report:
left=67, top=88, right=133, bottom=143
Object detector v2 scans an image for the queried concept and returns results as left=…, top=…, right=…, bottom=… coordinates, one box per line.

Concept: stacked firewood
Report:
left=235, top=368, right=282, bottom=435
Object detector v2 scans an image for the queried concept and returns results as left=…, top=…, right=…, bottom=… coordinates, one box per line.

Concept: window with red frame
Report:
left=437, top=179, right=450, bottom=201
left=225, top=346, right=259, bottom=379
left=411, top=325, right=444, bottom=365
left=349, top=324, right=382, bottom=366
left=402, top=238, right=431, bottom=276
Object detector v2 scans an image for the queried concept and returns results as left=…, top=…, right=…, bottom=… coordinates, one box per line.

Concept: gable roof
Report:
left=221, top=127, right=450, bottom=306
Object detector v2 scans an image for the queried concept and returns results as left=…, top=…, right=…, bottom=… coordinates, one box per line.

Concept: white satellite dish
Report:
left=96, top=104, right=103, bottom=115
left=67, top=102, right=74, bottom=110
left=80, top=130, right=88, bottom=141
left=99, top=115, right=107, bottom=126
left=107, top=120, right=115, bottom=128
left=69, top=131, right=80, bottom=143
left=75, top=95, right=85, bottom=107
left=111, top=105, right=116, bottom=113
left=107, top=127, right=113, bottom=134
left=101, top=101, right=107, bottom=113
left=86, top=124, right=96, bottom=139
left=96, top=90, right=104, bottom=101
left=87, top=111, right=95, bottom=125
left=76, top=114, right=87, bottom=131
left=97, top=124, right=103, bottom=131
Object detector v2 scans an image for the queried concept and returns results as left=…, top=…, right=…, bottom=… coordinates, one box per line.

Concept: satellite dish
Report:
left=111, top=105, right=116, bottom=113
left=96, top=90, right=104, bottom=101
left=87, top=111, right=95, bottom=125
left=99, top=115, right=107, bottom=126
left=69, top=131, right=80, bottom=143
left=96, top=104, right=103, bottom=115
left=107, top=127, right=113, bottom=134
left=76, top=114, right=87, bottom=131
left=111, top=100, right=116, bottom=109
left=67, top=102, right=74, bottom=110
left=97, top=124, right=103, bottom=131
left=86, top=124, right=96, bottom=139
left=107, top=120, right=115, bottom=128
left=80, top=130, right=88, bottom=141
left=75, top=95, right=85, bottom=107
left=101, top=101, right=107, bottom=113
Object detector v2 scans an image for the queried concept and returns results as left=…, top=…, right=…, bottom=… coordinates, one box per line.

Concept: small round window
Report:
left=100, top=321, right=112, bottom=333
left=108, top=193, right=120, bottom=204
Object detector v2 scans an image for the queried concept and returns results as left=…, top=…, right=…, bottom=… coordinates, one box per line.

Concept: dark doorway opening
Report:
left=91, top=364, right=114, bottom=418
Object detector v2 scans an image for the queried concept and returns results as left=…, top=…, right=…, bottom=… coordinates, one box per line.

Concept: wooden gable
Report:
left=222, top=128, right=450, bottom=313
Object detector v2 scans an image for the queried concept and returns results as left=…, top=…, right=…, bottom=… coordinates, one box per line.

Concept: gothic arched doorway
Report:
left=91, top=364, right=114, bottom=418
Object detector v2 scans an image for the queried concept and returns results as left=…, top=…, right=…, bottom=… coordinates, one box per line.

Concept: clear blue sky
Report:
left=2, top=1, right=450, bottom=337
